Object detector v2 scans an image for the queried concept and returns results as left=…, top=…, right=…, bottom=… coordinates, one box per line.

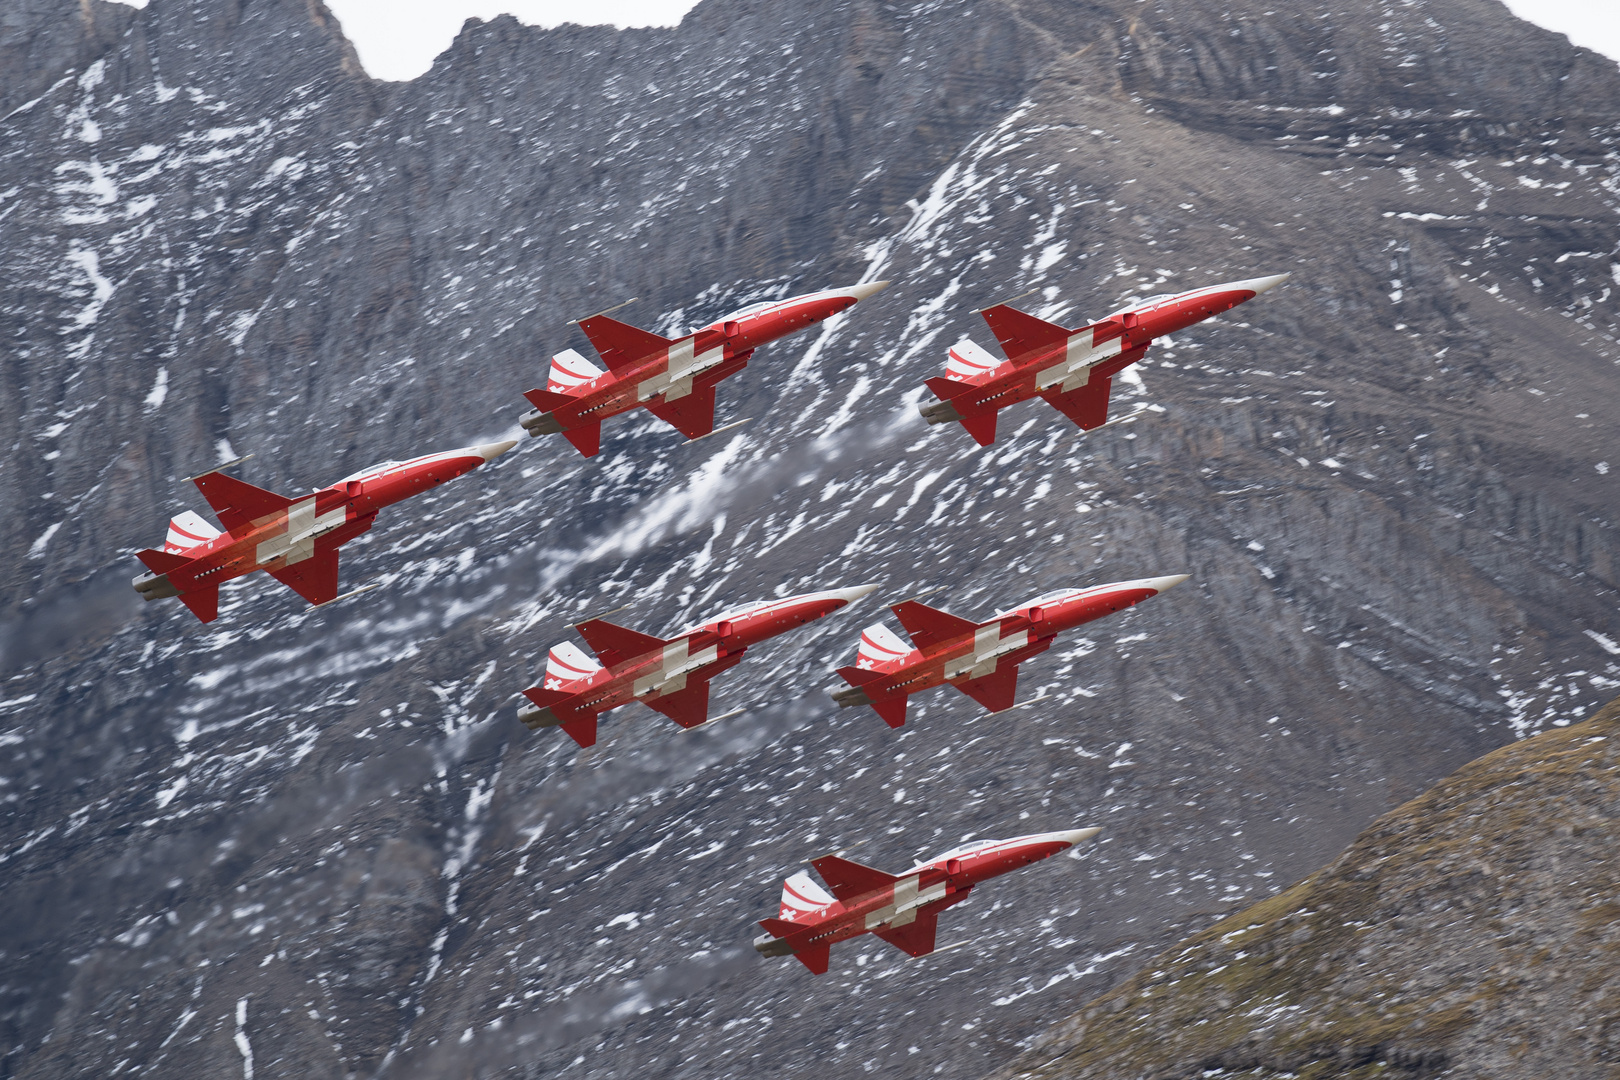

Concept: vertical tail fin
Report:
left=163, top=511, right=221, bottom=553
left=945, top=338, right=1004, bottom=381
left=545, top=641, right=603, bottom=688
left=779, top=871, right=835, bottom=921
left=546, top=348, right=604, bottom=394
left=857, top=623, right=914, bottom=670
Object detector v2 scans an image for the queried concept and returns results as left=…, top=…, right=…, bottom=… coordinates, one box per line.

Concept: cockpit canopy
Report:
left=991, top=588, right=1076, bottom=618
left=930, top=838, right=1003, bottom=863
left=704, top=298, right=778, bottom=328
left=335, top=460, right=401, bottom=484
left=680, top=598, right=774, bottom=634
left=1104, top=292, right=1177, bottom=319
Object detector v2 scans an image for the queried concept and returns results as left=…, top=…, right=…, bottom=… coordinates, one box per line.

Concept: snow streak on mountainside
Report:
left=2, top=1, right=1619, bottom=1078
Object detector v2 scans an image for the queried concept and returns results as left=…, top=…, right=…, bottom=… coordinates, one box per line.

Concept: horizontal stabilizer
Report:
left=178, top=585, right=219, bottom=623
left=874, top=909, right=939, bottom=958
left=644, top=382, right=717, bottom=440
left=562, top=421, right=602, bottom=458
left=577, top=314, right=672, bottom=371
left=1041, top=376, right=1112, bottom=431
left=137, top=548, right=191, bottom=575
left=924, top=376, right=973, bottom=401
left=522, top=685, right=573, bottom=710
left=958, top=412, right=997, bottom=446
left=268, top=548, right=341, bottom=606
left=891, top=600, right=978, bottom=650
left=575, top=618, right=665, bottom=665
left=523, top=387, right=578, bottom=412
left=872, top=697, right=908, bottom=728
left=757, top=916, right=802, bottom=939
left=193, top=472, right=292, bottom=536
left=810, top=854, right=897, bottom=902
left=835, top=665, right=885, bottom=687
left=979, top=303, right=1069, bottom=361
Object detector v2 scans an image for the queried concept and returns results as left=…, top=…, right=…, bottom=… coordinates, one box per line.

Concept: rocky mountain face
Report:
left=994, top=693, right=1620, bottom=1080
left=2, top=0, right=1618, bottom=1077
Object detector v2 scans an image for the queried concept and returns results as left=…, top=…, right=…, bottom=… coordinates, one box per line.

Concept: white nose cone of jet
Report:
left=475, top=439, right=519, bottom=461
left=1227, top=272, right=1290, bottom=296
left=842, top=280, right=890, bottom=303
left=1143, top=573, right=1190, bottom=594
left=1053, top=827, right=1103, bottom=846
left=825, top=583, right=882, bottom=606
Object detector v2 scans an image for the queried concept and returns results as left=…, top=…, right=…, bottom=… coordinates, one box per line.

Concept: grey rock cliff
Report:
left=2, top=0, right=1619, bottom=1077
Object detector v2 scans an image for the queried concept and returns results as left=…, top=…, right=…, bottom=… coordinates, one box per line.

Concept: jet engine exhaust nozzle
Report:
left=520, top=409, right=565, bottom=437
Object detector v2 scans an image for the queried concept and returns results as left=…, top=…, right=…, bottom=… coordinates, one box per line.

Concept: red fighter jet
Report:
left=519, top=281, right=889, bottom=456
left=519, top=584, right=879, bottom=747
left=831, top=576, right=1188, bottom=726
left=919, top=273, right=1289, bottom=445
left=131, top=440, right=518, bottom=622
left=755, top=828, right=1102, bottom=973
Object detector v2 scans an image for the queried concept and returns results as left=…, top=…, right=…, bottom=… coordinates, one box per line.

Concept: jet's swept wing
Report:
left=810, top=854, right=898, bottom=902
left=644, top=383, right=717, bottom=440
left=978, top=304, right=1070, bottom=361
left=1041, top=378, right=1112, bottom=431
left=644, top=680, right=711, bottom=728
left=643, top=653, right=745, bottom=728
left=268, top=547, right=341, bottom=606
left=873, top=909, right=940, bottom=958
left=891, top=600, right=978, bottom=651
left=576, top=315, right=672, bottom=372
left=193, top=472, right=292, bottom=536
left=952, top=662, right=1021, bottom=713
left=576, top=618, right=666, bottom=666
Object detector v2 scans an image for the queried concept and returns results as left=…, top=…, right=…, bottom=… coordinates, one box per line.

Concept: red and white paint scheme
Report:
left=755, top=828, right=1102, bottom=973
left=519, top=281, right=890, bottom=456
left=920, top=273, right=1289, bottom=445
left=131, top=441, right=518, bottom=622
left=832, top=576, right=1189, bottom=726
left=519, top=585, right=879, bottom=747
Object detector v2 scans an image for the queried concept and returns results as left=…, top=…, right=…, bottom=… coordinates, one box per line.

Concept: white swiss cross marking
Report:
left=638, top=339, right=725, bottom=402
left=1035, top=330, right=1125, bottom=392
left=255, top=497, right=347, bottom=567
